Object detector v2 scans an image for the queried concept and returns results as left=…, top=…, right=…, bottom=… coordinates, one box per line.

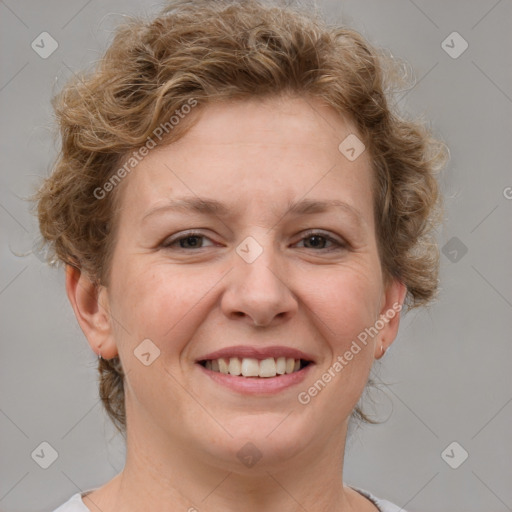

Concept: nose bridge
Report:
left=222, top=231, right=296, bottom=325
left=235, top=232, right=285, bottom=292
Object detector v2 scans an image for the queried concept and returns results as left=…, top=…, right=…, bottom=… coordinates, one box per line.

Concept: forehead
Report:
left=117, top=96, right=374, bottom=224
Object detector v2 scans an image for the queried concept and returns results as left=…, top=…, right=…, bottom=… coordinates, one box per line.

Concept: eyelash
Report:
left=161, top=230, right=347, bottom=252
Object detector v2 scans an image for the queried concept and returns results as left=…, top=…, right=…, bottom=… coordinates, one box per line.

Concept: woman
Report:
left=36, top=1, right=447, bottom=510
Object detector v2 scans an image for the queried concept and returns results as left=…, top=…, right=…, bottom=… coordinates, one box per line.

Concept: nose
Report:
left=221, top=239, right=298, bottom=327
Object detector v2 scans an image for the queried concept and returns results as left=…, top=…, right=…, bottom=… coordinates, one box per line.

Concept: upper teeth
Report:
left=204, top=357, right=302, bottom=378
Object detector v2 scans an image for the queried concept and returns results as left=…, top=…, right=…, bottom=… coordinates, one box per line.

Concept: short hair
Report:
left=35, top=0, right=447, bottom=435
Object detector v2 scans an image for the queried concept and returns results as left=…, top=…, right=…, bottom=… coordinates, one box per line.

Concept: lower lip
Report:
left=196, top=363, right=314, bottom=394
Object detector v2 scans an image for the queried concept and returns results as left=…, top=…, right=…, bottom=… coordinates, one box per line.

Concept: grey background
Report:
left=1, top=1, right=511, bottom=511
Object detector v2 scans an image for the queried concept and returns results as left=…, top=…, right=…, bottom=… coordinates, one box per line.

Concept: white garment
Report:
left=52, top=487, right=407, bottom=512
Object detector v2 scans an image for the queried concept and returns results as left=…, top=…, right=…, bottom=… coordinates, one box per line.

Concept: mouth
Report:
left=198, top=357, right=312, bottom=378
left=194, top=345, right=315, bottom=383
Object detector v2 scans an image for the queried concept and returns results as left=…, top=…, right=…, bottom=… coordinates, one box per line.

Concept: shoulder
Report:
left=53, top=487, right=405, bottom=512
left=350, top=486, right=407, bottom=512
left=51, top=493, right=90, bottom=512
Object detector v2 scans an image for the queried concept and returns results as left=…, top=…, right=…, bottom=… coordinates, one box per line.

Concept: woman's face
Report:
left=98, top=95, right=404, bottom=471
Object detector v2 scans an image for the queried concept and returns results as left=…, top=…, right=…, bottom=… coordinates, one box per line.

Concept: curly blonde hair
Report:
left=35, top=0, right=447, bottom=435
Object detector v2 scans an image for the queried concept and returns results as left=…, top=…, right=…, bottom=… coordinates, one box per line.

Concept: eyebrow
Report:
left=142, top=196, right=366, bottom=227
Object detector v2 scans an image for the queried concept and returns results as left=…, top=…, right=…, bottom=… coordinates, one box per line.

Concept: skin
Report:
left=67, top=95, right=407, bottom=512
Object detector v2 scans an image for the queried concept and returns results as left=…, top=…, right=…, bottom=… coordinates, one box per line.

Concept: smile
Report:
left=199, top=357, right=311, bottom=378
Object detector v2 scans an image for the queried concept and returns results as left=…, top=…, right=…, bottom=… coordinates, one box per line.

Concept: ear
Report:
left=65, top=265, right=118, bottom=359
left=374, top=278, right=407, bottom=359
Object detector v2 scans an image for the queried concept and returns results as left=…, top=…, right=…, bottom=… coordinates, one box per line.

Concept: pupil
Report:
left=308, top=235, right=324, bottom=248
left=182, top=236, right=200, bottom=248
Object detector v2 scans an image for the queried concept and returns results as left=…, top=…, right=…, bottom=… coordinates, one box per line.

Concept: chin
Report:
left=196, top=413, right=319, bottom=471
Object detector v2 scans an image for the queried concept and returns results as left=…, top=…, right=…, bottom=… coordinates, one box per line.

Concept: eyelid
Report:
left=160, top=230, right=214, bottom=248
left=298, top=228, right=343, bottom=242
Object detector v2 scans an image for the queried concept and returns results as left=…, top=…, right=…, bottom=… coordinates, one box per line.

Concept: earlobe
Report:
left=374, top=279, right=407, bottom=359
left=65, top=265, right=118, bottom=359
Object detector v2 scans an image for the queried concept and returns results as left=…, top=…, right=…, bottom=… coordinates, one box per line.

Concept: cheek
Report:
left=297, top=265, right=381, bottom=419
left=303, top=261, right=382, bottom=350
left=109, top=261, right=215, bottom=357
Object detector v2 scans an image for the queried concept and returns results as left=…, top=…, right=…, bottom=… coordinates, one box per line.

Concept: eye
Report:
left=160, top=230, right=347, bottom=251
left=161, top=231, right=215, bottom=250
left=294, top=231, right=346, bottom=251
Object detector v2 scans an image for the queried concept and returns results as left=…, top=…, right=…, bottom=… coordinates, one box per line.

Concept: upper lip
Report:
left=195, top=345, right=316, bottom=363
